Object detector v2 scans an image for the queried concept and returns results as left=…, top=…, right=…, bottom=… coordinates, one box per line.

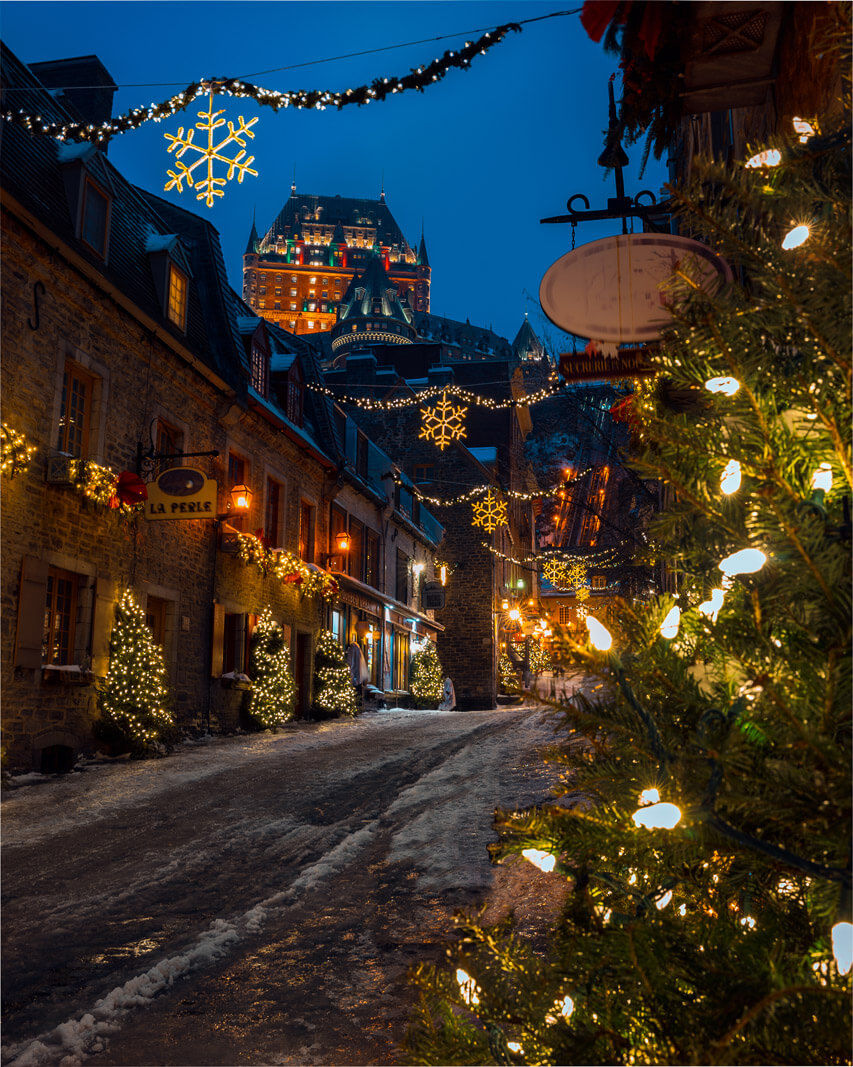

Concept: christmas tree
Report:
left=404, top=107, right=851, bottom=1065
left=95, top=589, right=177, bottom=756
left=410, top=640, right=444, bottom=708
left=311, top=629, right=358, bottom=719
left=245, top=607, right=295, bottom=728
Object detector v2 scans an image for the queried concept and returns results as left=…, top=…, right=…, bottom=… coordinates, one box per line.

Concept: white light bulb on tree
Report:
left=521, top=848, right=556, bottom=873
left=586, top=615, right=612, bottom=651
left=720, top=459, right=742, bottom=494
left=698, top=588, right=726, bottom=621
left=810, top=463, right=833, bottom=494
left=705, top=376, right=740, bottom=396
left=782, top=224, right=810, bottom=250
left=832, top=921, right=853, bottom=975
left=656, top=890, right=673, bottom=910
left=632, top=802, right=682, bottom=829
left=639, top=787, right=660, bottom=805
left=719, top=548, right=767, bottom=576
left=745, top=148, right=781, bottom=168
left=659, top=605, right=680, bottom=639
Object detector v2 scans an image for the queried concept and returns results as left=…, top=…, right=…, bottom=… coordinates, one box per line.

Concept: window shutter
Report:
left=14, top=556, right=49, bottom=668
left=210, top=602, right=225, bottom=677
left=90, top=577, right=115, bottom=676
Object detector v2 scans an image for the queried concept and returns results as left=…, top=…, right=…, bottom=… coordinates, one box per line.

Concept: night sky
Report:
left=1, top=1, right=667, bottom=349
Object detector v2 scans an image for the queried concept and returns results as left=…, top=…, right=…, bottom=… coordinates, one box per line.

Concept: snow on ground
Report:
left=2, top=703, right=563, bottom=1067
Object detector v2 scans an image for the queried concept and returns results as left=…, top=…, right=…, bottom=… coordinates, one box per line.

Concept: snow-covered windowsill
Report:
left=42, top=664, right=95, bottom=686
left=219, top=672, right=251, bottom=690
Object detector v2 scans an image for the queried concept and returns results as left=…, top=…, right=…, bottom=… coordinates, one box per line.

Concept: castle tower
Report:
left=242, top=190, right=430, bottom=337
left=330, top=254, right=416, bottom=364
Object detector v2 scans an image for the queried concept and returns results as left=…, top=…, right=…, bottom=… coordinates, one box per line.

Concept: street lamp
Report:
left=324, top=529, right=351, bottom=569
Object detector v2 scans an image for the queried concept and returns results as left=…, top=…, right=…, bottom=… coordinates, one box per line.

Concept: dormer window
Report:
left=167, top=264, right=188, bottom=331
left=81, top=176, right=110, bottom=258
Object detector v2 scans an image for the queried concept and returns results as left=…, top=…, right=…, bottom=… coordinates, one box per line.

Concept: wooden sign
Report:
left=540, top=233, right=732, bottom=342
left=558, top=345, right=656, bottom=383
left=145, top=467, right=217, bottom=520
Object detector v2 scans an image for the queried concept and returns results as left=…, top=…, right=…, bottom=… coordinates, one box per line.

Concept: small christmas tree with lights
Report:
left=410, top=641, right=444, bottom=708
left=404, top=103, right=851, bottom=1066
left=311, top=629, right=358, bottom=719
left=245, top=608, right=295, bottom=728
left=95, top=589, right=177, bottom=756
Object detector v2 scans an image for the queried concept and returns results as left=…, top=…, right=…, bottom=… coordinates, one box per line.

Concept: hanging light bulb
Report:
left=586, top=615, right=612, bottom=651
left=632, top=802, right=682, bottom=829
left=719, top=548, right=767, bottom=576
left=659, top=605, right=680, bottom=639
left=656, top=890, right=673, bottom=910
left=720, top=459, right=742, bottom=494
left=639, top=787, right=660, bottom=805
left=522, top=848, right=556, bottom=873
left=705, top=376, right=740, bottom=396
left=698, top=588, right=726, bottom=621
left=792, top=116, right=816, bottom=143
left=745, top=148, right=781, bottom=168
left=782, top=224, right=810, bottom=250
left=831, top=921, right=853, bottom=975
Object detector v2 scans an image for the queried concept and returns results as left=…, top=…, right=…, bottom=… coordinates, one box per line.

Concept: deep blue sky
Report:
left=1, top=1, right=667, bottom=349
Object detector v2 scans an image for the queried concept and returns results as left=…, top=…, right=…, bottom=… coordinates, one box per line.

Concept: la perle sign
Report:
left=145, top=467, right=218, bottom=520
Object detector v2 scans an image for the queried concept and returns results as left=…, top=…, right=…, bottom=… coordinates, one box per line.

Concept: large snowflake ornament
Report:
left=471, top=488, right=507, bottom=533
left=165, top=93, right=258, bottom=207
left=419, top=391, right=467, bottom=451
left=541, top=557, right=570, bottom=588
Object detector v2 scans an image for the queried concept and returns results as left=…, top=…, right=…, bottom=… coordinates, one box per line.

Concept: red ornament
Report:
left=283, top=572, right=303, bottom=584
left=115, top=471, right=148, bottom=506
left=609, top=395, right=636, bottom=423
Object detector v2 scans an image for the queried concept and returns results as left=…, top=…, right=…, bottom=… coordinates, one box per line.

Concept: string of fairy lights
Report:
left=0, top=18, right=549, bottom=145
left=394, top=469, right=592, bottom=507
left=308, top=378, right=565, bottom=412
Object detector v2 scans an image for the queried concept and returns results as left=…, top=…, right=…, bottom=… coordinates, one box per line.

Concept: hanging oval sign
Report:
left=539, top=233, right=732, bottom=342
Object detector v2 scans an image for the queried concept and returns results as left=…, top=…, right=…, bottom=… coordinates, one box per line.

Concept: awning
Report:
left=329, top=571, right=444, bottom=634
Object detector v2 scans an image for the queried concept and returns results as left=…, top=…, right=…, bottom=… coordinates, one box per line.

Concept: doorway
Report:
left=295, top=631, right=312, bottom=719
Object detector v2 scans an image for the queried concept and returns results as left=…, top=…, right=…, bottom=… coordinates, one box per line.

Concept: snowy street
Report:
left=2, top=704, right=562, bottom=1067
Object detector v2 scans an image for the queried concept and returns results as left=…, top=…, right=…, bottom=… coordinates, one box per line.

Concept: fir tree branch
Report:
left=765, top=495, right=837, bottom=607
left=710, top=984, right=823, bottom=1053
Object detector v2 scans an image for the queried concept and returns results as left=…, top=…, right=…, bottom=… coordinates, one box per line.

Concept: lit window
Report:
left=155, top=418, right=184, bottom=470
left=310, top=276, right=317, bottom=283
left=43, top=567, right=79, bottom=664
left=591, top=575, right=606, bottom=590
left=167, top=264, right=188, bottom=331
left=290, top=289, right=297, bottom=297
left=81, top=177, right=110, bottom=257
left=57, top=360, right=94, bottom=457
left=265, top=476, right=283, bottom=545
left=251, top=344, right=268, bottom=395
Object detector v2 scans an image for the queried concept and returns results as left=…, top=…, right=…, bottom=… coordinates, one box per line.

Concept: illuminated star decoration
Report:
left=419, top=391, right=468, bottom=451
left=165, top=91, right=258, bottom=207
left=471, top=488, right=508, bottom=533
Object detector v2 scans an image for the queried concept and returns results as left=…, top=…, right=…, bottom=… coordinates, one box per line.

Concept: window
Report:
left=43, top=567, right=78, bottom=664
left=392, top=630, right=410, bottom=691
left=223, top=612, right=257, bottom=675
left=155, top=417, right=184, bottom=470
left=396, top=549, right=410, bottom=604
left=290, top=303, right=297, bottom=311
left=329, top=503, right=348, bottom=560
left=290, top=288, right=297, bottom=297
left=299, top=500, right=315, bottom=562
left=251, top=343, right=269, bottom=396
left=365, top=529, right=380, bottom=589
left=80, top=176, right=110, bottom=258
left=286, top=365, right=304, bottom=426
left=591, top=574, right=606, bottom=590
left=348, top=518, right=364, bottom=581
left=356, top=431, right=368, bottom=480
left=265, top=476, right=283, bottom=546
left=558, top=606, right=572, bottom=625
left=57, top=360, right=94, bottom=457
left=167, top=263, right=188, bottom=331
left=145, top=596, right=168, bottom=648
left=413, top=464, right=434, bottom=483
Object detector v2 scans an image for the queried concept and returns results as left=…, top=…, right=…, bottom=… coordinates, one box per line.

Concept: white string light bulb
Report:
left=455, top=968, right=480, bottom=1005
left=719, top=548, right=767, bottom=576
left=521, top=848, right=556, bottom=873
left=659, top=605, right=680, bottom=639
left=632, top=802, right=682, bottom=829
left=782, top=224, right=810, bottom=250
left=585, top=615, right=612, bottom=651
left=745, top=148, right=781, bottom=168
left=698, top=588, right=726, bottom=622
left=656, top=890, right=673, bottom=910
left=720, top=459, right=742, bottom=494
left=832, top=921, right=853, bottom=975
left=705, top=376, right=740, bottom=396
left=639, top=787, right=660, bottom=805
left=810, top=463, right=833, bottom=493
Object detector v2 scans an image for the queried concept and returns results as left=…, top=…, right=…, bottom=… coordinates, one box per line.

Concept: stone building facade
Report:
left=1, top=45, right=443, bottom=772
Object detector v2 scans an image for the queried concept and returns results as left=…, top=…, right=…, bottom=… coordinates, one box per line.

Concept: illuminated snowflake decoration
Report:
left=542, top=557, right=570, bottom=588
left=165, top=93, right=258, bottom=207
left=471, top=488, right=507, bottom=533
left=566, top=559, right=588, bottom=590
left=575, top=602, right=588, bottom=620
left=419, top=391, right=467, bottom=451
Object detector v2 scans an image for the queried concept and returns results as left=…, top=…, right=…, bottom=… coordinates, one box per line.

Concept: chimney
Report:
left=30, top=55, right=118, bottom=138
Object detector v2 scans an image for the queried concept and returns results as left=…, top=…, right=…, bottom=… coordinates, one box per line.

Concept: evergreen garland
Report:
left=245, top=608, right=296, bottom=729
left=311, top=630, right=358, bottom=719
left=403, top=104, right=852, bottom=1067
left=95, top=589, right=177, bottom=756
left=410, top=641, right=444, bottom=708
